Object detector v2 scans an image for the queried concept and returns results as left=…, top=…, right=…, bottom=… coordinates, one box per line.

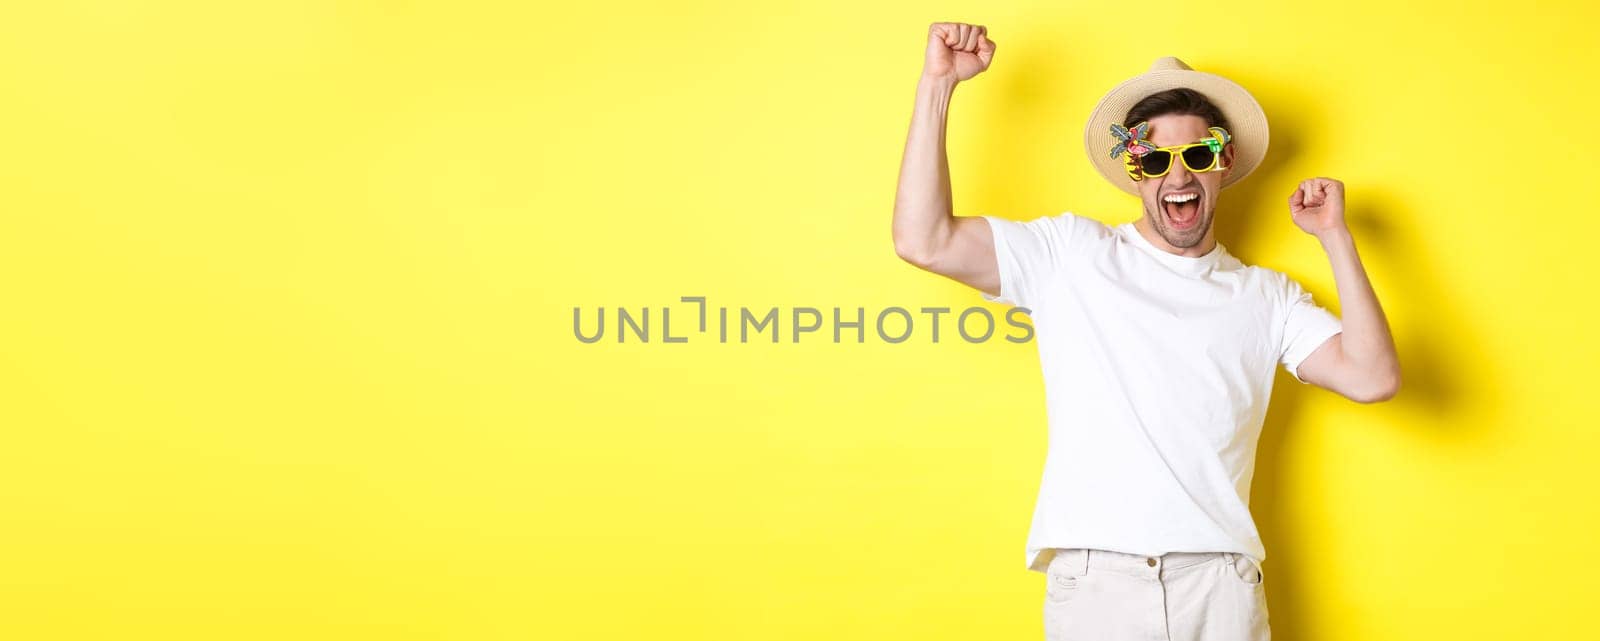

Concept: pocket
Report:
left=1044, top=568, right=1081, bottom=603
left=1227, top=553, right=1264, bottom=587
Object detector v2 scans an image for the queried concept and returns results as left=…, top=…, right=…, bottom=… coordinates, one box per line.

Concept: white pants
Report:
left=1043, top=548, right=1270, bottom=641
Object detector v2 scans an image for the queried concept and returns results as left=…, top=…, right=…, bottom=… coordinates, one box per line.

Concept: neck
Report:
left=1134, top=216, right=1216, bottom=257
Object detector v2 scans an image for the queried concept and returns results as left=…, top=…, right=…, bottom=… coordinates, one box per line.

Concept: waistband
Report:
left=1046, top=547, right=1244, bottom=579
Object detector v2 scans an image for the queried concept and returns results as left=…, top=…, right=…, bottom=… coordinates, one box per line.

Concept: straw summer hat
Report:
left=1082, top=56, right=1269, bottom=197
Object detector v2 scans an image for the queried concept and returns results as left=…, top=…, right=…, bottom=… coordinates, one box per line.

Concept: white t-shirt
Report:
left=981, top=212, right=1343, bottom=573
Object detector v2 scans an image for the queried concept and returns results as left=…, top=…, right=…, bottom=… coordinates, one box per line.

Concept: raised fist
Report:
left=923, top=22, right=996, bottom=82
left=1288, top=177, right=1348, bottom=238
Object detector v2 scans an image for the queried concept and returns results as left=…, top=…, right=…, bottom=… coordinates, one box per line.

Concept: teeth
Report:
left=1162, top=193, right=1199, bottom=203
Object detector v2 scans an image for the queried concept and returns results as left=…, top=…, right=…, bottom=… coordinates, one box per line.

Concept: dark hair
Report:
left=1123, top=88, right=1230, bottom=132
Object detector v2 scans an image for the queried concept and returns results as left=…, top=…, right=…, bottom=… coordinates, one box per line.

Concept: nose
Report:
left=1166, top=153, right=1192, bottom=183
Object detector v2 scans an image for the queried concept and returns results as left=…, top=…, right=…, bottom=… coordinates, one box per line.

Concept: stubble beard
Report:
left=1144, top=199, right=1212, bottom=250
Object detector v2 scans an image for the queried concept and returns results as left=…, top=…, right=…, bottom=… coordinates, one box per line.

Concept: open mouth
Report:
left=1162, top=191, right=1201, bottom=230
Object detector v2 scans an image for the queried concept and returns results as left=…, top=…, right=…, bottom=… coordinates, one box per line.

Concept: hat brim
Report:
left=1083, top=69, right=1269, bottom=197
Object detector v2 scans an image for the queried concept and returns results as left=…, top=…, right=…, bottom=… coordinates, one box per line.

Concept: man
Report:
left=891, top=22, right=1401, bottom=641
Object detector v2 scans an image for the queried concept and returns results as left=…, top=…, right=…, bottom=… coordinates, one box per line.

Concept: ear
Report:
left=1222, top=142, right=1237, bottom=177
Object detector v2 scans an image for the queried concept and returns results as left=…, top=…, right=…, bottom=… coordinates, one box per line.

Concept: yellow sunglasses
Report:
left=1118, top=126, right=1232, bottom=181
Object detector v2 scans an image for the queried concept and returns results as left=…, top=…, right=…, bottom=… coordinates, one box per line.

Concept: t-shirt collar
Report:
left=1118, top=221, right=1227, bottom=276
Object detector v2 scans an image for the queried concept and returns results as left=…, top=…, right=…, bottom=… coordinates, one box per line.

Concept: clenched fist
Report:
left=923, top=22, right=996, bottom=82
left=1289, top=177, right=1347, bottom=238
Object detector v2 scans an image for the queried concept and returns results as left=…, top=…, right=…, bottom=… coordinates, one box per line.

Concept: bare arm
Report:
left=1290, top=178, right=1403, bottom=403
left=891, top=23, right=1001, bottom=296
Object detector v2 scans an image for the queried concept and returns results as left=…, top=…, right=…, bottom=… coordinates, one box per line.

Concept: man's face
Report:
left=1135, top=113, right=1236, bottom=251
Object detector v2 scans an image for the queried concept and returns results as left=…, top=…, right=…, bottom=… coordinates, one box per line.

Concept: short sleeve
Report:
left=1278, top=276, right=1343, bottom=384
left=979, top=213, right=1098, bottom=308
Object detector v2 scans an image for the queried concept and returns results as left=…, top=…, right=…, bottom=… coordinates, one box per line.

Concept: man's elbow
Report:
left=1349, top=367, right=1402, bottom=403
left=893, top=235, right=938, bottom=270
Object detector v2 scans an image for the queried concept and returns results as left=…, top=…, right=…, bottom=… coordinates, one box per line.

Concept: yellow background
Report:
left=1, top=1, right=1595, bottom=639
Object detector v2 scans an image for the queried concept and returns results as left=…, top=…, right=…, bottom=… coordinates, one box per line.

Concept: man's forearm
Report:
left=1318, top=228, right=1401, bottom=385
left=891, top=73, right=960, bottom=264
